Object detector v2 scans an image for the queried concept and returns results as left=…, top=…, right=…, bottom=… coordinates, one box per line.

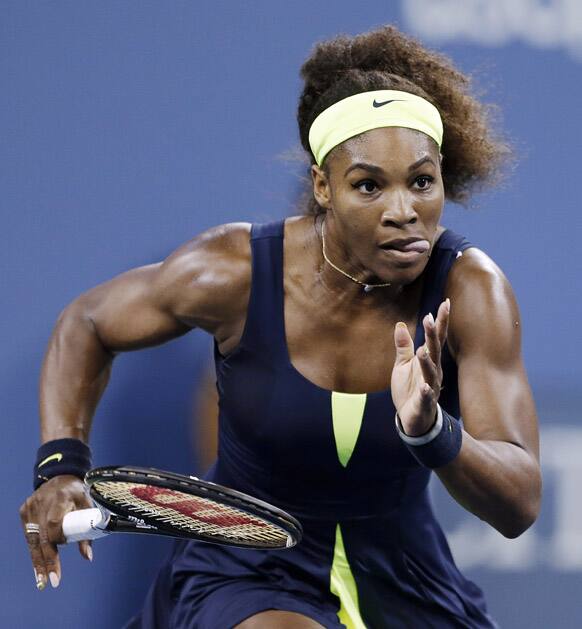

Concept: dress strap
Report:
left=235, top=220, right=287, bottom=360
left=250, top=220, right=285, bottom=241
left=413, top=228, right=473, bottom=419
left=414, top=228, right=473, bottom=341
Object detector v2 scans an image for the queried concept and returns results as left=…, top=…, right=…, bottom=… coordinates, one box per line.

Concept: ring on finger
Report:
left=25, top=523, right=41, bottom=535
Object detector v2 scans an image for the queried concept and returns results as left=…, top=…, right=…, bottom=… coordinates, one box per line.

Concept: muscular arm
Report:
left=40, top=222, right=251, bottom=443
left=21, top=223, right=251, bottom=589
left=436, top=249, right=541, bottom=538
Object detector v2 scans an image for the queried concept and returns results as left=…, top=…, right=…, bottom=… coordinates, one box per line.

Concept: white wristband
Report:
left=395, top=404, right=443, bottom=445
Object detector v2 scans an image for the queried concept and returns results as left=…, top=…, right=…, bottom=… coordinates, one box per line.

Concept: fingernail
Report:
left=34, top=570, right=45, bottom=591
left=445, top=298, right=451, bottom=312
left=49, top=572, right=60, bottom=588
left=427, top=313, right=434, bottom=325
left=396, top=321, right=407, bottom=329
left=86, top=546, right=93, bottom=562
left=424, top=345, right=430, bottom=356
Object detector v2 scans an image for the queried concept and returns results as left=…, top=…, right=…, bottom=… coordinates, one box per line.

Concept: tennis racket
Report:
left=62, top=466, right=302, bottom=550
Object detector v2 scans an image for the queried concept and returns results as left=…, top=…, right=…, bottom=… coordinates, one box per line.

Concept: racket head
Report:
left=84, top=466, right=302, bottom=550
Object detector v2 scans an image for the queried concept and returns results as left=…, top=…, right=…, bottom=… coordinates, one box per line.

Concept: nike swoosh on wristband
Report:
left=38, top=453, right=63, bottom=467
left=372, top=98, right=405, bottom=108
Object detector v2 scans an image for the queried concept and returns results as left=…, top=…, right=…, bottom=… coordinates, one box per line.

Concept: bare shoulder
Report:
left=446, top=247, right=511, bottom=304
left=445, top=247, right=522, bottom=363
left=156, top=222, right=252, bottom=332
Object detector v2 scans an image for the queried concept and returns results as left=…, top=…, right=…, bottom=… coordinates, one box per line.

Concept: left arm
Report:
left=393, top=248, right=541, bottom=538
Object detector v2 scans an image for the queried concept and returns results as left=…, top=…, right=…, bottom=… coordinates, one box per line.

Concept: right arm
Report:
left=20, top=222, right=252, bottom=589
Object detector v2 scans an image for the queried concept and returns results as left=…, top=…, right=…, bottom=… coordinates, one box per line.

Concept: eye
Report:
left=414, top=175, right=434, bottom=191
left=353, top=179, right=378, bottom=194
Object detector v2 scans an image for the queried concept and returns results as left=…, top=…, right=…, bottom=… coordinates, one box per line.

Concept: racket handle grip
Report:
left=63, top=508, right=111, bottom=543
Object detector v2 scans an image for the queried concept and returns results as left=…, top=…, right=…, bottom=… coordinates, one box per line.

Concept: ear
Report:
left=311, top=164, right=331, bottom=210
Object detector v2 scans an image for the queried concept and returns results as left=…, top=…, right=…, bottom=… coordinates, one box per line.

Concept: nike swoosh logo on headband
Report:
left=38, top=453, right=63, bottom=467
left=372, top=99, right=405, bottom=108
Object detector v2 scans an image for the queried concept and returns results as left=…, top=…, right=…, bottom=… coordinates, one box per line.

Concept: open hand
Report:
left=391, top=299, right=450, bottom=436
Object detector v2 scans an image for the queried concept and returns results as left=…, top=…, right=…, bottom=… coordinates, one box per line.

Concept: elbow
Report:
left=496, top=470, right=542, bottom=539
left=58, top=294, right=93, bottom=326
left=496, top=509, right=538, bottom=539
left=55, top=296, right=115, bottom=359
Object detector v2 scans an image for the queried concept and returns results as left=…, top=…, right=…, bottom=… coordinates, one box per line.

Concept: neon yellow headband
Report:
left=308, top=90, right=443, bottom=166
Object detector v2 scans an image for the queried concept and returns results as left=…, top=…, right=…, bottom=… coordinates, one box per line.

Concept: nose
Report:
left=380, top=190, right=418, bottom=227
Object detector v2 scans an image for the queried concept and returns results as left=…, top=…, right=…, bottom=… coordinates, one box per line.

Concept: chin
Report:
left=375, top=255, right=429, bottom=286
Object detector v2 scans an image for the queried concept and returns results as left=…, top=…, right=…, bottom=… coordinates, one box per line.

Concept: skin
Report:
left=20, top=127, right=541, bottom=628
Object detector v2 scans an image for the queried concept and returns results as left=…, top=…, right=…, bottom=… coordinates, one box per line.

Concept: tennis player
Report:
left=21, top=25, right=541, bottom=628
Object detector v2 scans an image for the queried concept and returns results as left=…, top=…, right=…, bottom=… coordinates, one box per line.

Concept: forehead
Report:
left=327, top=127, right=440, bottom=172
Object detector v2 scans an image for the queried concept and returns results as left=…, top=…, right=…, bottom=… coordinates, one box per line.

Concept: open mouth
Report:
left=379, top=239, right=430, bottom=254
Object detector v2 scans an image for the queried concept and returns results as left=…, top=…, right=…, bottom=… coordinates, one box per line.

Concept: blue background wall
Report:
left=2, top=1, right=581, bottom=627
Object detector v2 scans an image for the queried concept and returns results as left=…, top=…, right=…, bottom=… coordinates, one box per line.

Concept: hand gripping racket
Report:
left=62, top=466, right=302, bottom=550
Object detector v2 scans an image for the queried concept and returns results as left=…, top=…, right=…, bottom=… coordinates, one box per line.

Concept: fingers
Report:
left=417, top=299, right=451, bottom=395
left=417, top=343, right=439, bottom=391
left=394, top=321, right=415, bottom=364
left=78, top=540, right=93, bottom=562
left=42, top=504, right=66, bottom=587
left=420, top=381, right=438, bottom=417
left=423, top=312, right=440, bottom=367
left=73, top=487, right=94, bottom=562
left=422, top=299, right=450, bottom=368
left=435, top=298, right=451, bottom=346
left=40, top=532, right=61, bottom=589
left=45, top=503, right=66, bottom=545
left=19, top=476, right=92, bottom=591
left=393, top=301, right=450, bottom=433
left=20, top=498, right=49, bottom=591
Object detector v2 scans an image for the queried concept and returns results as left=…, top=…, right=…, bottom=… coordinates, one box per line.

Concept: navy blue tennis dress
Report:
left=129, top=221, right=497, bottom=628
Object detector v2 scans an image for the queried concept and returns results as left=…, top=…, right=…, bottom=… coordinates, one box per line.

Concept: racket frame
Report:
left=84, top=465, right=303, bottom=549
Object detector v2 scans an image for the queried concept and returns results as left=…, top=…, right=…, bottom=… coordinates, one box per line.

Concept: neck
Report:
left=319, top=216, right=396, bottom=295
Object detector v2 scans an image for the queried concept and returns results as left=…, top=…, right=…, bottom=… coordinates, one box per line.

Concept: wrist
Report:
left=33, top=438, right=92, bottom=490
left=396, top=405, right=442, bottom=444
left=395, top=405, right=462, bottom=469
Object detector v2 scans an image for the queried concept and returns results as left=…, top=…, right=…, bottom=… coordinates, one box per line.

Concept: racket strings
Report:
left=93, top=481, right=290, bottom=546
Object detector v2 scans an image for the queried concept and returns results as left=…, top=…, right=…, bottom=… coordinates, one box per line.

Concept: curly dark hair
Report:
left=297, top=25, right=511, bottom=213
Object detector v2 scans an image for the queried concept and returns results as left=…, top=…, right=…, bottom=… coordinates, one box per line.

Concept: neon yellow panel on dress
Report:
left=331, top=391, right=366, bottom=467
left=330, top=524, right=366, bottom=629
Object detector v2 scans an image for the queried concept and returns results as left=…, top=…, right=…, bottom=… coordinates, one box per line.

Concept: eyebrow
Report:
left=343, top=155, right=437, bottom=177
left=344, top=162, right=385, bottom=177
left=408, top=156, right=437, bottom=171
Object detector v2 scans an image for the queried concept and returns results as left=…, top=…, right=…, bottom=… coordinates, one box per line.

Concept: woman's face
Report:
left=312, top=126, right=445, bottom=287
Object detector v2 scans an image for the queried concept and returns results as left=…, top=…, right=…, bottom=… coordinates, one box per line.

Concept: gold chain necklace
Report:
left=321, top=219, right=391, bottom=293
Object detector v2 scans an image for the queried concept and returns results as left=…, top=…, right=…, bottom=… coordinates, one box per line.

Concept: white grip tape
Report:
left=62, top=508, right=110, bottom=543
